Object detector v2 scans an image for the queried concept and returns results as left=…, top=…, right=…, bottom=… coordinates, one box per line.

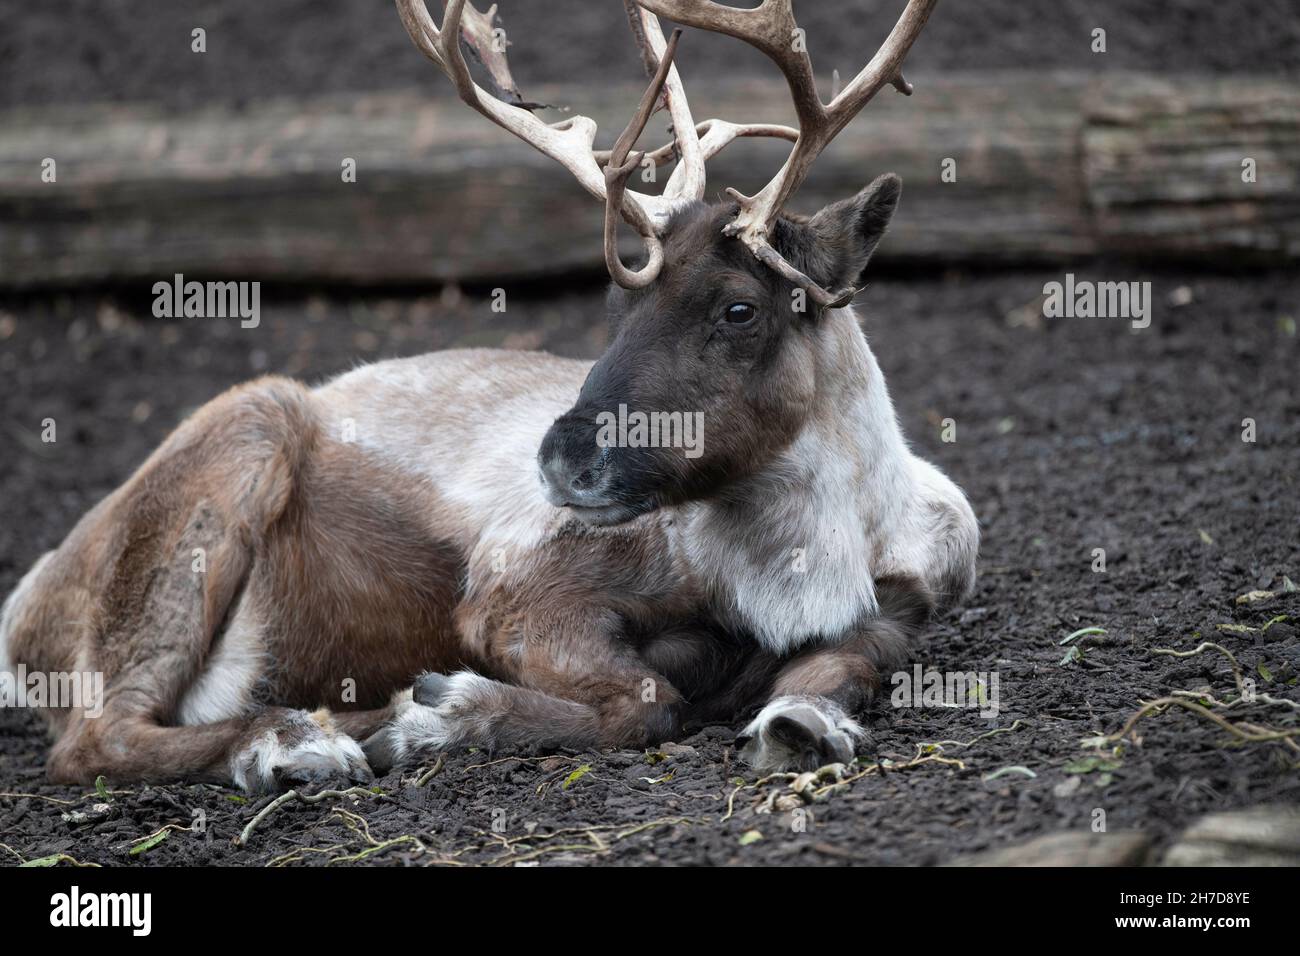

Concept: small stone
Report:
left=1052, top=776, right=1082, bottom=798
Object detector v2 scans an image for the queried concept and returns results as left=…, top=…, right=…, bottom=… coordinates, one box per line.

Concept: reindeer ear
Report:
left=805, top=173, right=902, bottom=292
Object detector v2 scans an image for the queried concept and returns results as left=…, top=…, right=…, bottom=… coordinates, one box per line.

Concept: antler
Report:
left=396, top=0, right=809, bottom=289
left=395, top=0, right=690, bottom=287
left=396, top=0, right=936, bottom=301
left=619, top=2, right=706, bottom=206
left=604, top=28, right=683, bottom=287
left=635, top=0, right=939, bottom=307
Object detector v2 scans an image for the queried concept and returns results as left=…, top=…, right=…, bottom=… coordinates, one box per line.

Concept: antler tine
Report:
left=635, top=0, right=826, bottom=128
left=396, top=1, right=602, bottom=205
left=395, top=0, right=675, bottom=262
left=598, top=118, right=799, bottom=170
left=636, top=0, right=938, bottom=308
left=394, top=0, right=472, bottom=109
left=827, top=0, right=936, bottom=122
left=605, top=28, right=684, bottom=289
left=622, top=4, right=707, bottom=204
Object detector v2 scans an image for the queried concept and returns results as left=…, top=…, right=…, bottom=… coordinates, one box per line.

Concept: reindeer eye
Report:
left=723, top=302, right=757, bottom=325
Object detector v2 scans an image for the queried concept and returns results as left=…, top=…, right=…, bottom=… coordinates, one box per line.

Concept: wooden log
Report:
left=1163, top=805, right=1300, bottom=866
left=944, top=831, right=1153, bottom=867
left=0, top=73, right=1295, bottom=288
left=1083, top=76, right=1300, bottom=263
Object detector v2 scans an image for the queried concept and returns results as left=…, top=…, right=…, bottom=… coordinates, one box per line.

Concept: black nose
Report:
left=537, top=414, right=615, bottom=508
left=538, top=447, right=613, bottom=507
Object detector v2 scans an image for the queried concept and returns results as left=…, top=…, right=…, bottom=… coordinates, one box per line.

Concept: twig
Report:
left=1153, top=641, right=1244, bottom=688
left=720, top=782, right=746, bottom=823
left=234, top=786, right=381, bottom=846
left=0, top=786, right=133, bottom=806
left=982, top=765, right=1037, bottom=782
left=1088, top=696, right=1300, bottom=748
left=470, top=815, right=694, bottom=866
left=331, top=834, right=426, bottom=865
left=0, top=791, right=79, bottom=806
left=920, top=719, right=1029, bottom=751
left=462, top=753, right=580, bottom=774
left=17, top=852, right=102, bottom=868
left=329, top=809, right=428, bottom=864
left=414, top=755, right=445, bottom=786
left=719, top=772, right=799, bottom=822
left=116, top=823, right=193, bottom=851
left=489, top=842, right=596, bottom=865
left=267, top=843, right=348, bottom=867
left=264, top=805, right=430, bottom=866
left=812, top=748, right=964, bottom=798
left=1153, top=642, right=1300, bottom=712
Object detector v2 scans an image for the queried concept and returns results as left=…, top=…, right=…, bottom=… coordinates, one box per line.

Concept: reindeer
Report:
left=0, top=0, right=975, bottom=793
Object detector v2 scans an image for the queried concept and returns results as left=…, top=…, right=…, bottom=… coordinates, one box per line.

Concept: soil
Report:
left=1, top=268, right=1297, bottom=866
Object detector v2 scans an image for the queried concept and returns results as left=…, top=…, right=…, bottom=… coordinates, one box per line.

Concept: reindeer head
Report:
left=396, top=0, right=935, bottom=525
left=536, top=178, right=902, bottom=525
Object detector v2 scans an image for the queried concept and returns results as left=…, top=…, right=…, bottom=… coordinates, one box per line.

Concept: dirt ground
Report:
left=1, top=268, right=1296, bottom=866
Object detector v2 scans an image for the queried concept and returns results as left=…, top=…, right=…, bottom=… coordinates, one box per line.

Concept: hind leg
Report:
left=9, top=378, right=370, bottom=792
left=50, top=705, right=370, bottom=792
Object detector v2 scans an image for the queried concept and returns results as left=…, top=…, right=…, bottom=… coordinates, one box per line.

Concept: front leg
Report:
left=739, top=576, right=934, bottom=773
left=737, top=695, right=866, bottom=773
left=363, top=603, right=684, bottom=770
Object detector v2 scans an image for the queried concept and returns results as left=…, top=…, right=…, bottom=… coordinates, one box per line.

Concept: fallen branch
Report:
left=0, top=791, right=79, bottom=806
left=1153, top=641, right=1300, bottom=712
left=17, top=852, right=102, bottom=868
left=813, top=748, right=965, bottom=799
left=1085, top=696, right=1300, bottom=749
left=919, top=719, right=1030, bottom=752
left=413, top=754, right=445, bottom=786
left=469, top=816, right=697, bottom=866
left=234, top=786, right=383, bottom=847
left=327, top=808, right=428, bottom=865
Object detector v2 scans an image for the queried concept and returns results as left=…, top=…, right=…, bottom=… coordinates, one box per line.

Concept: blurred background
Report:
left=1, top=0, right=1297, bottom=288
left=3, top=0, right=1297, bottom=108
